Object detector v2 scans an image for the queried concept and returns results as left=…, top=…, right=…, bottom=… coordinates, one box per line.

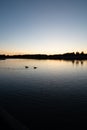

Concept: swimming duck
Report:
left=25, top=66, right=29, bottom=69
left=33, top=67, right=37, bottom=69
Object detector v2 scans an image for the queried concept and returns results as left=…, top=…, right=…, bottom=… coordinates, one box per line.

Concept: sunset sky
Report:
left=0, top=0, right=87, bottom=55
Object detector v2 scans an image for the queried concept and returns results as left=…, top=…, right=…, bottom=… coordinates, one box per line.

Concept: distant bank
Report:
left=0, top=52, right=87, bottom=60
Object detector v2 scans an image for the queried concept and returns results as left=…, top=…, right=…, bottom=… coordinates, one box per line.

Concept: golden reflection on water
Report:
left=0, top=59, right=87, bottom=70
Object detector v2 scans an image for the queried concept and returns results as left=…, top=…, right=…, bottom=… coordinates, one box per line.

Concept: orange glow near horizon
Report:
left=0, top=50, right=87, bottom=55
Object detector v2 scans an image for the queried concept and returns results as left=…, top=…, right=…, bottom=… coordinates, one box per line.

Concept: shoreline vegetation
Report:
left=0, top=52, right=87, bottom=60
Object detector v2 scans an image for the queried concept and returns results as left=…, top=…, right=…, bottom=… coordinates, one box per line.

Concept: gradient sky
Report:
left=0, top=0, right=87, bottom=54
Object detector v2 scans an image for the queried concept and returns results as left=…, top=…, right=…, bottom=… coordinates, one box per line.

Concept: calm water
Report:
left=0, top=59, right=87, bottom=129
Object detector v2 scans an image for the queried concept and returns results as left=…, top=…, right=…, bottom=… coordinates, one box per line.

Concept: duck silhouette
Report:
left=33, top=67, right=37, bottom=69
left=25, top=66, right=29, bottom=69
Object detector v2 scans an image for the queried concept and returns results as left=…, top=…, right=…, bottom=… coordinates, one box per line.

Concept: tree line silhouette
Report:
left=0, top=52, right=87, bottom=60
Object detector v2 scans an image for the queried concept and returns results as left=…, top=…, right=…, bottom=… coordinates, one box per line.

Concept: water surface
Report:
left=0, top=59, right=87, bottom=129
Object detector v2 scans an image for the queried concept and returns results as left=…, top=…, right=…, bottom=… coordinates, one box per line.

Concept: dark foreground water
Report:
left=0, top=59, right=87, bottom=129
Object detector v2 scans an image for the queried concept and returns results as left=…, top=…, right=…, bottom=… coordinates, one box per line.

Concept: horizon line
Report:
left=0, top=51, right=86, bottom=56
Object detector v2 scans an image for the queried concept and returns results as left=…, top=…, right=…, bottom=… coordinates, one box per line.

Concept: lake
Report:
left=0, top=59, right=87, bottom=129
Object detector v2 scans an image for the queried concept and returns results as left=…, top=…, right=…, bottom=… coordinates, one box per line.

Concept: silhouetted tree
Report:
left=76, top=52, right=80, bottom=55
left=81, top=51, right=84, bottom=55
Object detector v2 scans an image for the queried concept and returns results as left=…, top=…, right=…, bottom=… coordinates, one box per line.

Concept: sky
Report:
left=0, top=0, right=87, bottom=55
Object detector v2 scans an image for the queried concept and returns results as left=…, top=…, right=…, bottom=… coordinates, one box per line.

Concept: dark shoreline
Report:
left=0, top=52, right=87, bottom=60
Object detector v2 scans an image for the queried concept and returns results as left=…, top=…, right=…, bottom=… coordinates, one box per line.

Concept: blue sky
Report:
left=0, top=0, right=87, bottom=54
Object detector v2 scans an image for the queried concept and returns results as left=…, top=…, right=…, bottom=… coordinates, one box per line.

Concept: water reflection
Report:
left=72, top=60, right=84, bottom=66
left=0, top=59, right=87, bottom=129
